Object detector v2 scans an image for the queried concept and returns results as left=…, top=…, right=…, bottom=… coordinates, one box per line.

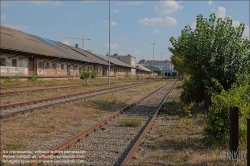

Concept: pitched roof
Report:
left=0, top=26, right=79, bottom=60
left=92, top=53, right=135, bottom=68
left=60, top=43, right=108, bottom=65
left=136, top=64, right=152, bottom=72
left=49, top=40, right=94, bottom=63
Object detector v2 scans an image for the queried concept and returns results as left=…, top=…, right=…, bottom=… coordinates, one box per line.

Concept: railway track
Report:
left=0, top=81, right=122, bottom=96
left=26, top=80, right=176, bottom=166
left=0, top=83, right=144, bottom=119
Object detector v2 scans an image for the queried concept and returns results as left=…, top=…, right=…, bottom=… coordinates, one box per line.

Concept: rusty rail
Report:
left=0, top=83, right=142, bottom=119
left=121, top=80, right=177, bottom=165
left=25, top=82, right=169, bottom=166
left=0, top=82, right=121, bottom=96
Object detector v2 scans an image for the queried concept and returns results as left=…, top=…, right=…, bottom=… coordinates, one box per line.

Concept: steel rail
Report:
left=121, top=80, right=177, bottom=165
left=0, top=83, right=142, bottom=119
left=25, top=82, right=169, bottom=166
left=0, top=83, right=138, bottom=110
left=0, top=82, right=122, bottom=96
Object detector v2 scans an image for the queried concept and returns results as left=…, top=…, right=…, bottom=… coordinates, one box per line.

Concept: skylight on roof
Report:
left=38, top=36, right=58, bottom=47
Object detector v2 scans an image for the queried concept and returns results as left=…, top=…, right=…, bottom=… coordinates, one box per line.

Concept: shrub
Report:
left=204, top=82, right=250, bottom=145
left=125, top=72, right=130, bottom=78
left=4, top=75, right=19, bottom=83
left=80, top=69, right=91, bottom=79
left=80, top=69, right=98, bottom=79
left=90, top=69, right=98, bottom=79
left=28, top=75, right=38, bottom=81
left=119, top=116, right=142, bottom=127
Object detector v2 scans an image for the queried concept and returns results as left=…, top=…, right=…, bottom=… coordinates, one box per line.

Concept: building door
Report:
left=67, top=65, right=70, bottom=77
left=28, top=58, right=34, bottom=76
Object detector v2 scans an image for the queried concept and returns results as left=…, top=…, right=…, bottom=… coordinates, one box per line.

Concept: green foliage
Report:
left=180, top=76, right=203, bottom=103
left=119, top=116, right=142, bottom=127
left=90, top=69, right=98, bottom=78
left=4, top=75, right=19, bottom=83
left=125, top=72, right=130, bottom=77
left=80, top=69, right=98, bottom=79
left=204, top=82, right=250, bottom=145
left=27, top=75, right=38, bottom=81
left=169, top=13, right=250, bottom=103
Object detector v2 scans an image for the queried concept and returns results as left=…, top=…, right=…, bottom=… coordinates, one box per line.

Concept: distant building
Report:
left=140, top=60, right=177, bottom=76
left=110, top=53, right=136, bottom=76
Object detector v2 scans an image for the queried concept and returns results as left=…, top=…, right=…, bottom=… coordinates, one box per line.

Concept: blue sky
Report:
left=1, top=1, right=249, bottom=62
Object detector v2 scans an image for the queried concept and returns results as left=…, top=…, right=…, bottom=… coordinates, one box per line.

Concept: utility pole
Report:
left=61, top=36, right=90, bottom=50
left=160, top=53, right=164, bottom=61
left=108, top=0, right=111, bottom=86
left=151, top=43, right=156, bottom=60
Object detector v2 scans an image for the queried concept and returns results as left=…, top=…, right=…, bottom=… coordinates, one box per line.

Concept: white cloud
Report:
left=103, top=20, right=117, bottom=26
left=139, top=16, right=178, bottom=26
left=1, top=2, right=11, bottom=7
left=1, top=14, right=7, bottom=21
left=216, top=6, right=226, bottom=18
left=153, top=29, right=160, bottom=34
left=127, top=1, right=143, bottom=5
left=106, top=43, right=119, bottom=49
left=130, top=48, right=141, bottom=56
left=113, top=9, right=119, bottom=13
left=117, top=1, right=143, bottom=6
left=243, top=25, right=249, bottom=39
left=111, top=22, right=117, bottom=26
left=190, top=22, right=196, bottom=30
left=62, top=40, right=70, bottom=45
left=155, top=1, right=183, bottom=14
left=80, top=0, right=96, bottom=3
left=119, top=37, right=127, bottom=41
left=232, top=20, right=240, bottom=27
left=30, top=1, right=63, bottom=6
left=207, top=0, right=213, bottom=6
left=134, top=50, right=141, bottom=55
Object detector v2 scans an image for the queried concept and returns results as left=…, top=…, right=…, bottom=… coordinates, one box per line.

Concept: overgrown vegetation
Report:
left=4, top=75, right=19, bottom=83
left=27, top=75, right=38, bottom=81
left=169, top=13, right=250, bottom=103
left=204, top=81, right=250, bottom=145
left=80, top=69, right=98, bottom=79
left=119, top=116, right=142, bottom=127
left=169, top=12, right=250, bottom=146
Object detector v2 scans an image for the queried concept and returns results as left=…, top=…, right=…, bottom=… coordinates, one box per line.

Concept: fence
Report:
left=204, top=91, right=249, bottom=164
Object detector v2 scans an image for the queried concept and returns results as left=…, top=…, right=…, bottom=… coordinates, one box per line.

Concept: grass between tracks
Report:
left=131, top=80, right=246, bottom=166
left=1, top=79, right=170, bottom=151
left=0, top=82, right=136, bottom=105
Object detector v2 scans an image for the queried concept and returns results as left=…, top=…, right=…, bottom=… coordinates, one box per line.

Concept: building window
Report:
left=38, top=62, right=44, bottom=68
left=52, top=63, right=57, bottom=69
left=61, top=64, right=64, bottom=70
left=0, top=58, right=6, bottom=66
left=12, top=59, right=17, bottom=67
left=73, top=65, right=78, bottom=70
left=45, top=62, right=50, bottom=69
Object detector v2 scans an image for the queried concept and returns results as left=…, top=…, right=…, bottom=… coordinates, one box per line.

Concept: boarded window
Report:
left=38, top=62, right=44, bottom=68
left=0, top=58, right=6, bottom=66
left=61, top=64, right=64, bottom=70
left=45, top=62, right=50, bottom=69
left=12, top=59, right=17, bottom=67
left=52, top=63, right=57, bottom=69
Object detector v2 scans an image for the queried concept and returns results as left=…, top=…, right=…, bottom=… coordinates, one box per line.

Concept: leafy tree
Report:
left=169, top=13, right=250, bottom=103
left=168, top=47, right=186, bottom=79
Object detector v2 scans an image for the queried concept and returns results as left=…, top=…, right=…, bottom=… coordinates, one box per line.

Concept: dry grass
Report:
left=131, top=80, right=247, bottom=166
left=1, top=80, right=168, bottom=152
left=0, top=82, right=134, bottom=105
left=118, top=116, right=142, bottom=127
